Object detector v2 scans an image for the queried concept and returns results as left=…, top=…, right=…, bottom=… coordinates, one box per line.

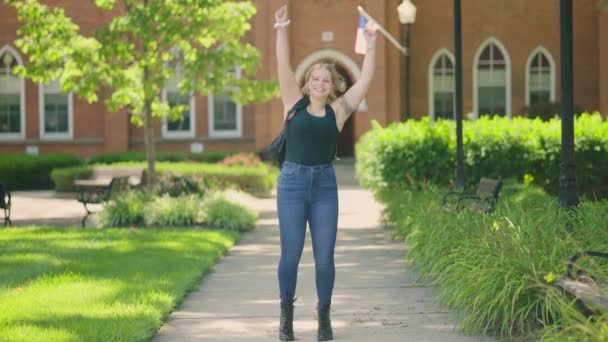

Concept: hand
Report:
left=363, top=22, right=377, bottom=47
left=275, top=5, right=289, bottom=24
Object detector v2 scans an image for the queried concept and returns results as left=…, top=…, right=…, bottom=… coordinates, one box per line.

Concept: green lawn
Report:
left=0, top=227, right=240, bottom=342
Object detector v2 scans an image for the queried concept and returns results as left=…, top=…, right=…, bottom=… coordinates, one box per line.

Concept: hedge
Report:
left=52, top=161, right=278, bottom=196
left=0, top=154, right=84, bottom=190
left=356, top=112, right=608, bottom=199
left=87, top=151, right=237, bottom=164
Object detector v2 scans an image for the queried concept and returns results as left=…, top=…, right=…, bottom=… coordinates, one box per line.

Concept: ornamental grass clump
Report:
left=100, top=190, right=150, bottom=226
left=203, top=195, right=257, bottom=232
left=378, top=182, right=608, bottom=338
left=142, top=194, right=205, bottom=227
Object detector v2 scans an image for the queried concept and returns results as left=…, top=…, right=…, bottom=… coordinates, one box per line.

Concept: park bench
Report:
left=0, top=184, right=11, bottom=227
left=442, top=177, right=503, bottom=214
left=74, top=166, right=144, bottom=227
left=557, top=250, right=608, bottom=314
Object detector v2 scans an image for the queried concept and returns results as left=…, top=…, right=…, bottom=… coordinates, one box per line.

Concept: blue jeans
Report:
left=277, top=161, right=338, bottom=310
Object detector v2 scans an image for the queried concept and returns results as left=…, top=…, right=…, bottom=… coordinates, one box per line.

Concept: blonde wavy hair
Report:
left=301, top=62, right=347, bottom=104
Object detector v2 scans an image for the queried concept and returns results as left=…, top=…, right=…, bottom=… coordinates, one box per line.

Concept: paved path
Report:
left=153, top=161, right=491, bottom=342
left=8, top=190, right=96, bottom=227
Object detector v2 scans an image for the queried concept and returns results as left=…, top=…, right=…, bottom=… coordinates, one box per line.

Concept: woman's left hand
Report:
left=363, top=22, right=378, bottom=46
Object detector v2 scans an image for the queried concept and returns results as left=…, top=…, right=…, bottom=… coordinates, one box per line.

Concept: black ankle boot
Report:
left=279, top=300, right=295, bottom=341
left=317, top=305, right=333, bottom=341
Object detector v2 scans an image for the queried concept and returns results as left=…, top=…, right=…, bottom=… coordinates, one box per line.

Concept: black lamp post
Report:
left=559, top=0, right=579, bottom=209
left=454, top=0, right=465, bottom=191
left=398, top=0, right=417, bottom=121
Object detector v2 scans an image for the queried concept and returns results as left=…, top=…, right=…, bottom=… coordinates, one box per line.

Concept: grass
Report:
left=374, top=181, right=608, bottom=339
left=0, top=227, right=240, bottom=342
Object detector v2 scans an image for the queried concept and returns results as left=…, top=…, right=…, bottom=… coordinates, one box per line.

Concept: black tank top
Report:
left=284, top=104, right=338, bottom=166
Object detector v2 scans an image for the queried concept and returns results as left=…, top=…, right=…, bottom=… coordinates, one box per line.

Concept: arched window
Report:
left=0, top=46, right=24, bottom=138
left=474, top=38, right=511, bottom=117
left=428, top=49, right=455, bottom=120
left=526, top=47, right=555, bottom=106
left=162, top=65, right=196, bottom=138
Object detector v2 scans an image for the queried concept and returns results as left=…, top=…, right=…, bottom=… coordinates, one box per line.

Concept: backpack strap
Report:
left=284, top=96, right=310, bottom=123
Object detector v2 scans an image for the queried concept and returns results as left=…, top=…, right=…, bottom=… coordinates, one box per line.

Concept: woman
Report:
left=274, top=4, right=377, bottom=341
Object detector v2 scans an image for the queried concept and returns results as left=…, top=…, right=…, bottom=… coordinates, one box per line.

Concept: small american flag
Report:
left=354, top=14, right=368, bottom=55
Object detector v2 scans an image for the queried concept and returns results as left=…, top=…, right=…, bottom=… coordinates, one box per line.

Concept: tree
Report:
left=6, top=0, right=277, bottom=186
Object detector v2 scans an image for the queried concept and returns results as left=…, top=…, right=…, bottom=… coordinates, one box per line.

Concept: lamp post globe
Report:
left=398, top=0, right=417, bottom=24
left=397, top=0, right=416, bottom=121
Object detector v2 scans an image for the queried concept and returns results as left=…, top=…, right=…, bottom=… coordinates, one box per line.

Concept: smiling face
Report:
left=301, top=62, right=347, bottom=103
left=307, top=66, right=333, bottom=100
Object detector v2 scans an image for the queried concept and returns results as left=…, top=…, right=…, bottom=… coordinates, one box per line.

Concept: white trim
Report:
left=0, top=45, right=26, bottom=141
left=38, top=81, right=74, bottom=140
left=161, top=89, right=196, bottom=138
left=472, top=37, right=512, bottom=118
left=428, top=48, right=455, bottom=121
left=294, top=49, right=367, bottom=111
left=208, top=67, right=242, bottom=138
left=524, top=46, right=556, bottom=106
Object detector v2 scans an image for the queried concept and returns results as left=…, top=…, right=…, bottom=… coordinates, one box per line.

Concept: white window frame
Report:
left=208, top=66, right=242, bottom=138
left=162, top=72, right=196, bottom=139
left=525, top=46, right=556, bottom=106
left=38, top=80, right=74, bottom=140
left=472, top=37, right=512, bottom=118
left=428, top=48, right=456, bottom=121
left=0, top=45, right=26, bottom=141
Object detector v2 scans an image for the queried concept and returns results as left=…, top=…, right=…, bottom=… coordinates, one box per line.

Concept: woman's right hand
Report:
left=275, top=5, right=289, bottom=24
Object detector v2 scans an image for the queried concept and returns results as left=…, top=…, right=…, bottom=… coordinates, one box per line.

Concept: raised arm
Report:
left=332, top=23, right=377, bottom=131
left=275, top=5, right=301, bottom=117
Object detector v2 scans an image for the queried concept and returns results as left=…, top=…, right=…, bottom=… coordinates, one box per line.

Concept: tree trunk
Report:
left=143, top=98, right=156, bottom=188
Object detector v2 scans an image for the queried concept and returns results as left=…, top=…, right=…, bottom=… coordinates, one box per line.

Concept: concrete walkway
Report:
left=8, top=190, right=98, bottom=227
left=153, top=161, right=491, bottom=342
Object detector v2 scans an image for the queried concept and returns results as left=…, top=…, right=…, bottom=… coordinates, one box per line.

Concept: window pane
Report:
left=213, top=92, right=237, bottom=131
left=478, top=86, right=506, bottom=116
left=434, top=92, right=454, bottom=120
left=528, top=52, right=552, bottom=104
left=479, top=69, right=506, bottom=87
left=167, top=92, right=191, bottom=132
left=432, top=53, right=455, bottom=120
left=0, top=94, right=20, bottom=133
left=44, top=93, right=69, bottom=133
left=530, top=91, right=551, bottom=105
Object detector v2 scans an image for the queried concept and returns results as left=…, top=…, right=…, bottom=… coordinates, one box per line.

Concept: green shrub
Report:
left=356, top=118, right=453, bottom=190
left=50, top=166, right=92, bottom=192
left=100, top=192, right=257, bottom=230
left=100, top=191, right=150, bottom=227
left=52, top=161, right=278, bottom=195
left=142, top=194, right=205, bottom=227
left=155, top=174, right=208, bottom=197
left=87, top=151, right=237, bottom=164
left=0, top=153, right=83, bottom=190
left=155, top=162, right=277, bottom=196
left=203, top=195, right=257, bottom=232
left=356, top=112, right=608, bottom=199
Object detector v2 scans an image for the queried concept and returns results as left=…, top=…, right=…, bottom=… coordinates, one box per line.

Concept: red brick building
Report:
left=1, top=0, right=607, bottom=158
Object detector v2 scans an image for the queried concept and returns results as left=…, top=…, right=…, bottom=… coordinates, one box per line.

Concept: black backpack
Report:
left=265, top=96, right=311, bottom=167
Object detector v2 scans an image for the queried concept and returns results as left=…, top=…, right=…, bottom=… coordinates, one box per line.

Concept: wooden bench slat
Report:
left=558, top=277, right=608, bottom=310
